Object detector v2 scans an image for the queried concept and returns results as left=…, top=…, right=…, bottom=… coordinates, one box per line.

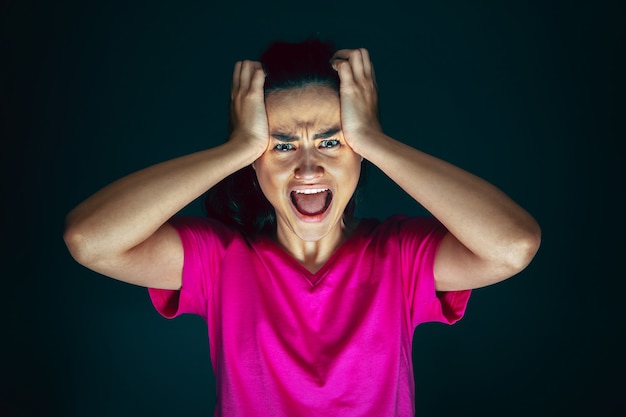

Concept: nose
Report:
left=294, top=148, right=324, bottom=180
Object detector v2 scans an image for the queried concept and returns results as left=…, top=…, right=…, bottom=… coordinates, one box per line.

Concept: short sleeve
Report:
left=148, top=216, right=235, bottom=321
left=396, top=216, right=471, bottom=328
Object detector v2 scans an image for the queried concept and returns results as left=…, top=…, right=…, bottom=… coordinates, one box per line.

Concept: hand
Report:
left=229, top=60, right=269, bottom=158
left=330, top=48, right=382, bottom=154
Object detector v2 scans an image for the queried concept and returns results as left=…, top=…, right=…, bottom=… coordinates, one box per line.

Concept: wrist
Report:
left=219, top=136, right=265, bottom=169
left=346, top=128, right=386, bottom=159
left=227, top=130, right=268, bottom=161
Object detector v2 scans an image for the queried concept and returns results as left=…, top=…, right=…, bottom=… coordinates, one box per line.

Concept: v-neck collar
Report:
left=252, top=219, right=374, bottom=287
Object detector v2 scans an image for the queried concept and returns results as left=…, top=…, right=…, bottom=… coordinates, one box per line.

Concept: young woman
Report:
left=64, top=38, right=541, bottom=416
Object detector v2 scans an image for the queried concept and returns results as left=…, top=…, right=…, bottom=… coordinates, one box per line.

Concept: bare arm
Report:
left=64, top=60, right=268, bottom=290
left=332, top=49, right=541, bottom=291
left=355, top=134, right=540, bottom=291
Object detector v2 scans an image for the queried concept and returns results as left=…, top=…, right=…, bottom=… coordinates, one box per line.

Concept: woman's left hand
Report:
left=331, top=48, right=382, bottom=155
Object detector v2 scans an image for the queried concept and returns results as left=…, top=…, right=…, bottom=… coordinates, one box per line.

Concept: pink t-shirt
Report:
left=149, top=215, right=471, bottom=417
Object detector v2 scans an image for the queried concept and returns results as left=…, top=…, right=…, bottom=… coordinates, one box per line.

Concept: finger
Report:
left=232, top=61, right=242, bottom=96
left=332, top=49, right=367, bottom=82
left=329, top=49, right=350, bottom=73
left=243, top=61, right=265, bottom=91
left=371, top=61, right=378, bottom=90
left=330, top=48, right=354, bottom=61
left=349, top=49, right=366, bottom=81
left=238, top=60, right=256, bottom=91
left=330, top=49, right=356, bottom=84
left=250, top=66, right=266, bottom=92
left=359, top=48, right=373, bottom=79
left=334, top=59, right=355, bottom=89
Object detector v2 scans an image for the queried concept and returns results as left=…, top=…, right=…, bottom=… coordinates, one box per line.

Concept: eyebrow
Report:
left=313, top=128, right=340, bottom=139
left=271, top=128, right=340, bottom=142
left=271, top=133, right=298, bottom=142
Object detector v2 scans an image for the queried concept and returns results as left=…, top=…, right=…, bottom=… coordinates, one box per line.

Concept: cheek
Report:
left=348, top=166, right=362, bottom=191
left=253, top=160, right=271, bottom=191
left=333, top=159, right=362, bottom=200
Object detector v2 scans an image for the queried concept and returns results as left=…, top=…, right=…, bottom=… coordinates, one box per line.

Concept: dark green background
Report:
left=2, top=1, right=624, bottom=416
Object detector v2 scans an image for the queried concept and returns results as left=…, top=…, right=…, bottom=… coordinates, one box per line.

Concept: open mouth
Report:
left=290, top=188, right=333, bottom=216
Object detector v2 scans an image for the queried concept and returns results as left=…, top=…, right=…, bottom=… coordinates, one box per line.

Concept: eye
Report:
left=273, top=143, right=295, bottom=152
left=319, top=139, right=340, bottom=149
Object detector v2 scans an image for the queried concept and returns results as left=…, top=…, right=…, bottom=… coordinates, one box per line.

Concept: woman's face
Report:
left=253, top=85, right=362, bottom=243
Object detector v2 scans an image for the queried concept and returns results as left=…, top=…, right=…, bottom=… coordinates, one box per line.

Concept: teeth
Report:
left=294, top=188, right=328, bottom=195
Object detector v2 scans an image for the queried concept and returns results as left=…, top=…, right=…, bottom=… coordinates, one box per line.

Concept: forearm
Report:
left=64, top=140, right=257, bottom=263
left=356, top=132, right=540, bottom=267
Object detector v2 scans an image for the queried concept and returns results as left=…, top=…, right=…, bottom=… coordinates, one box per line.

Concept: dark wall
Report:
left=2, top=1, right=624, bottom=416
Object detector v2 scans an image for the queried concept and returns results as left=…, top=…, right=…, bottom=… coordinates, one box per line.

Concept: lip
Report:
left=288, top=184, right=334, bottom=223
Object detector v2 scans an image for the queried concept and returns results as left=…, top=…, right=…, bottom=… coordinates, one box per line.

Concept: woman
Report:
left=64, top=38, right=541, bottom=416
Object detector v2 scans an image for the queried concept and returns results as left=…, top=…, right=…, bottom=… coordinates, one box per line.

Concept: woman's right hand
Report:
left=229, top=60, right=269, bottom=158
left=63, top=60, right=272, bottom=290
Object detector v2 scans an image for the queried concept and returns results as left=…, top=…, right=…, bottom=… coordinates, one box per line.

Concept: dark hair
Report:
left=262, top=38, right=340, bottom=95
left=203, top=37, right=364, bottom=236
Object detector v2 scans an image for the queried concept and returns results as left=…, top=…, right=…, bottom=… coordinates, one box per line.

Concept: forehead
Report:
left=265, top=85, right=340, bottom=130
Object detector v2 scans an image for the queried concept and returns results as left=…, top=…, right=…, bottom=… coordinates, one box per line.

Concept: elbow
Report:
left=503, top=221, right=542, bottom=275
left=63, top=221, right=90, bottom=266
left=63, top=214, right=100, bottom=267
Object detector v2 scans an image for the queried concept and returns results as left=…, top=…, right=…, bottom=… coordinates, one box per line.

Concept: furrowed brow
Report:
left=271, top=133, right=299, bottom=142
left=313, top=129, right=340, bottom=140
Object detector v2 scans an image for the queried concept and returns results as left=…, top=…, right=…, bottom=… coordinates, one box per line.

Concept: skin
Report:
left=64, top=49, right=541, bottom=292
left=330, top=49, right=541, bottom=290
left=253, top=85, right=362, bottom=273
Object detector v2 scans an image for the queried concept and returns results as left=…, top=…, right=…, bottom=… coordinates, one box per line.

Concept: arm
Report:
left=64, top=60, right=268, bottom=290
left=332, top=49, right=541, bottom=291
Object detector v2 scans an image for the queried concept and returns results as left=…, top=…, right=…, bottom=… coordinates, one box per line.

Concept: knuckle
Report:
left=337, top=60, right=349, bottom=69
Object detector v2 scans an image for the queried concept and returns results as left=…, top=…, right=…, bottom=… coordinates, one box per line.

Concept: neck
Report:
left=275, top=217, right=359, bottom=274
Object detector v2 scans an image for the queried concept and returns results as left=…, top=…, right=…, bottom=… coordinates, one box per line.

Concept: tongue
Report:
left=293, top=191, right=329, bottom=215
